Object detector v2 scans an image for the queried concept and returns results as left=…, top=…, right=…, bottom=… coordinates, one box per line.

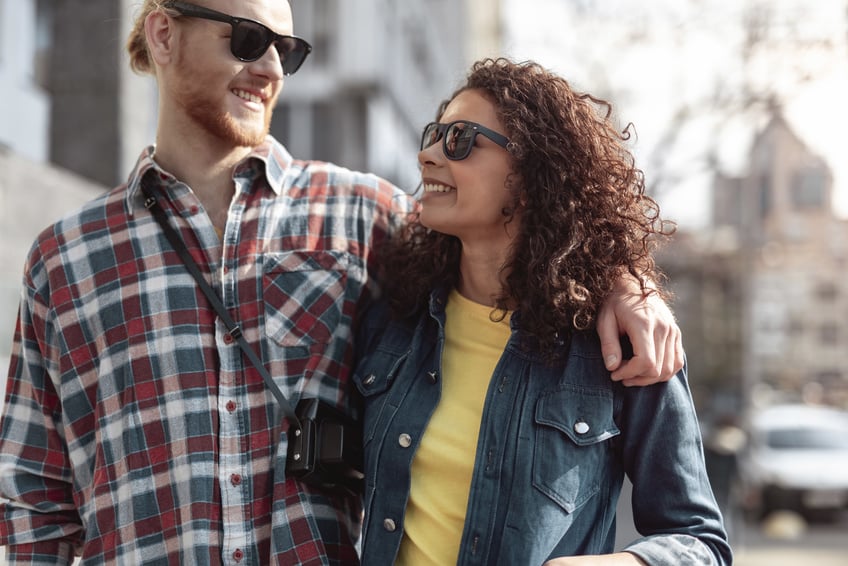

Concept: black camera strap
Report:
left=141, top=180, right=301, bottom=431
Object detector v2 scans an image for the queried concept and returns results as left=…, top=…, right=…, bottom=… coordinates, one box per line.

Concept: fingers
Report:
left=662, top=323, right=684, bottom=379
left=597, top=303, right=623, bottom=371
left=611, top=313, right=684, bottom=385
left=619, top=375, right=663, bottom=387
left=672, top=325, right=684, bottom=374
left=610, top=347, right=660, bottom=383
left=597, top=273, right=684, bottom=386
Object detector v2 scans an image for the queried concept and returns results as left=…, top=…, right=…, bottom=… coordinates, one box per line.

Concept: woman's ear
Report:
left=145, top=8, right=177, bottom=67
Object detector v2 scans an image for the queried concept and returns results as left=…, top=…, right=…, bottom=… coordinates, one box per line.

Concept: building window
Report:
left=0, top=0, right=4, bottom=63
left=758, top=175, right=771, bottom=218
left=33, top=0, right=54, bottom=90
left=819, top=322, right=838, bottom=345
left=311, top=0, right=333, bottom=67
left=791, top=166, right=826, bottom=209
left=814, top=370, right=842, bottom=383
left=292, top=0, right=333, bottom=68
left=313, top=100, right=337, bottom=162
left=815, top=281, right=838, bottom=302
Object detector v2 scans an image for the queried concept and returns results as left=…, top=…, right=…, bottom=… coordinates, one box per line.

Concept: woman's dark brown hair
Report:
left=381, top=58, right=674, bottom=352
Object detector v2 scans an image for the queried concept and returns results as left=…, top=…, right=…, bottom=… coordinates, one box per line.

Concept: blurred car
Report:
left=738, top=403, right=848, bottom=521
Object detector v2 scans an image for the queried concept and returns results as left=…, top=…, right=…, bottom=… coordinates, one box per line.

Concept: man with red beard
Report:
left=0, top=1, right=683, bottom=564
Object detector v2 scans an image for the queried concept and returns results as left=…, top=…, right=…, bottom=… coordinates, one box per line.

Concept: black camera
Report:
left=286, top=398, right=364, bottom=495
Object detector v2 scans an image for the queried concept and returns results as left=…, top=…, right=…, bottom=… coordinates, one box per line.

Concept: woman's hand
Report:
left=544, top=551, right=647, bottom=565
left=596, top=275, right=684, bottom=386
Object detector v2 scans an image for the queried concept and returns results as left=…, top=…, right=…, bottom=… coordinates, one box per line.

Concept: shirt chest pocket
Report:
left=532, top=386, right=620, bottom=514
left=262, top=250, right=352, bottom=348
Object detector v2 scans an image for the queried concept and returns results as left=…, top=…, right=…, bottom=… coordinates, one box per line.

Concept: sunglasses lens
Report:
left=445, top=123, right=473, bottom=159
left=276, top=37, right=310, bottom=75
left=231, top=21, right=271, bottom=61
left=421, top=124, right=441, bottom=151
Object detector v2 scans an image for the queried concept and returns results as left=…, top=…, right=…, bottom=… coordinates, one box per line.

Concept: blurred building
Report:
left=0, top=0, right=498, bottom=374
left=0, top=0, right=108, bottom=375
left=278, top=0, right=481, bottom=192
left=660, top=111, right=848, bottom=411
left=278, top=0, right=502, bottom=192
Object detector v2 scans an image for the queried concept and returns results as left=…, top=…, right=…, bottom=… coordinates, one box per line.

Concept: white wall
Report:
left=0, top=150, right=104, bottom=399
left=0, top=0, right=49, bottom=162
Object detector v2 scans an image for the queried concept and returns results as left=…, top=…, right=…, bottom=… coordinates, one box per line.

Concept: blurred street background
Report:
left=2, top=0, right=848, bottom=563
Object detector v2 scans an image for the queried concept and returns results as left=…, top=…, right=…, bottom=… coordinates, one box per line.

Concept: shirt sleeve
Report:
left=356, top=177, right=417, bottom=314
left=0, top=264, right=83, bottom=564
left=618, top=367, right=733, bottom=566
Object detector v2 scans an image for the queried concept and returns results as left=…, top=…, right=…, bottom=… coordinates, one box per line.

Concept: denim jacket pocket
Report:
left=532, top=386, right=621, bottom=513
left=352, top=350, right=410, bottom=444
left=262, top=250, right=351, bottom=348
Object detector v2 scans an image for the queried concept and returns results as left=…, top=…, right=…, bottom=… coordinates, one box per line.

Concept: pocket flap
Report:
left=535, top=387, right=620, bottom=446
left=352, top=350, right=409, bottom=398
left=263, top=251, right=352, bottom=347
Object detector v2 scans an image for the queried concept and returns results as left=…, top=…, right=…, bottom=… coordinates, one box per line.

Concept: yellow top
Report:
left=397, top=289, right=511, bottom=565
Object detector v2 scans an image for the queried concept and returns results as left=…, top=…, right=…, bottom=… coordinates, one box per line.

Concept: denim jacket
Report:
left=353, top=288, right=731, bottom=566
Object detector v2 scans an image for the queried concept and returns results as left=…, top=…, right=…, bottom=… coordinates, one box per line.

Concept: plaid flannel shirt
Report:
left=0, top=137, right=413, bottom=565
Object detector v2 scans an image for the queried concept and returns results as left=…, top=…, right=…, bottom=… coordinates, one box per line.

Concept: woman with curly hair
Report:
left=353, top=58, right=730, bottom=565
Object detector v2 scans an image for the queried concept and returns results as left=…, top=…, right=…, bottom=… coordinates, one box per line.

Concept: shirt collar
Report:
left=125, top=135, right=293, bottom=215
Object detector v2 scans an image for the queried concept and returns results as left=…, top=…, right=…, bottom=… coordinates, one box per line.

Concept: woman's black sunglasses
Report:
left=163, top=1, right=312, bottom=75
left=420, top=120, right=510, bottom=161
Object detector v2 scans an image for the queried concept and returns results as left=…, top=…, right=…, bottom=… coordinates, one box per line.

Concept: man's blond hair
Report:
left=126, top=0, right=174, bottom=74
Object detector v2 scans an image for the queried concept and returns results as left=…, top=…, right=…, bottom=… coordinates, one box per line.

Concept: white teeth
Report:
left=233, top=89, right=262, bottom=104
left=423, top=183, right=454, bottom=193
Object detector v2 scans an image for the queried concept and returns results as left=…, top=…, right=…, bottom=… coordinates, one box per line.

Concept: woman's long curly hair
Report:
left=381, top=58, right=674, bottom=352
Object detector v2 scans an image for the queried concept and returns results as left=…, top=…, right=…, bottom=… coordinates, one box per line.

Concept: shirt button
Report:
left=363, top=374, right=377, bottom=386
left=189, top=205, right=199, bottom=215
left=398, top=433, right=412, bottom=448
left=230, top=473, right=242, bottom=486
left=232, top=549, right=244, bottom=562
left=427, top=370, right=438, bottom=384
left=383, top=518, right=397, bottom=532
left=226, top=400, right=237, bottom=412
left=223, top=333, right=234, bottom=344
left=574, top=421, right=590, bottom=434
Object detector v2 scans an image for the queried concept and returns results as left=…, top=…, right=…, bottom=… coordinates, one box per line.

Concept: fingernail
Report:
left=605, top=354, right=618, bottom=368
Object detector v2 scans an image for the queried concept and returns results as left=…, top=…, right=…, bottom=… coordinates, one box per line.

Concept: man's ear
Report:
left=145, top=9, right=177, bottom=67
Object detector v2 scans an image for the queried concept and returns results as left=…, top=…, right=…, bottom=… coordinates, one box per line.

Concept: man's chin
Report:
left=210, top=121, right=269, bottom=149
left=187, top=106, right=271, bottom=149
left=230, top=129, right=267, bottom=148
left=225, top=115, right=273, bottom=148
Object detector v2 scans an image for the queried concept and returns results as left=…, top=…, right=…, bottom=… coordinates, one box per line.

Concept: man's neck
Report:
left=153, top=126, right=257, bottom=234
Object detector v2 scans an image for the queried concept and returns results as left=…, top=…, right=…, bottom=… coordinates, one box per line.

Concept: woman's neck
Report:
left=456, top=243, right=511, bottom=307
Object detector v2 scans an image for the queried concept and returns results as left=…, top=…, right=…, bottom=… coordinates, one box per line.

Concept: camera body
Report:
left=286, top=398, right=364, bottom=494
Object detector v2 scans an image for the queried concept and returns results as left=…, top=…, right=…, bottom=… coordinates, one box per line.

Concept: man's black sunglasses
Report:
left=420, top=120, right=510, bottom=161
left=164, top=1, right=312, bottom=75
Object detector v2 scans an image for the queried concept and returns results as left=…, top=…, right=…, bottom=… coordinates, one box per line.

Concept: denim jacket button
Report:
left=398, top=433, right=413, bottom=448
left=427, top=370, right=438, bottom=384
left=363, top=374, right=377, bottom=386
left=574, top=421, right=590, bottom=434
left=383, top=518, right=397, bottom=532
